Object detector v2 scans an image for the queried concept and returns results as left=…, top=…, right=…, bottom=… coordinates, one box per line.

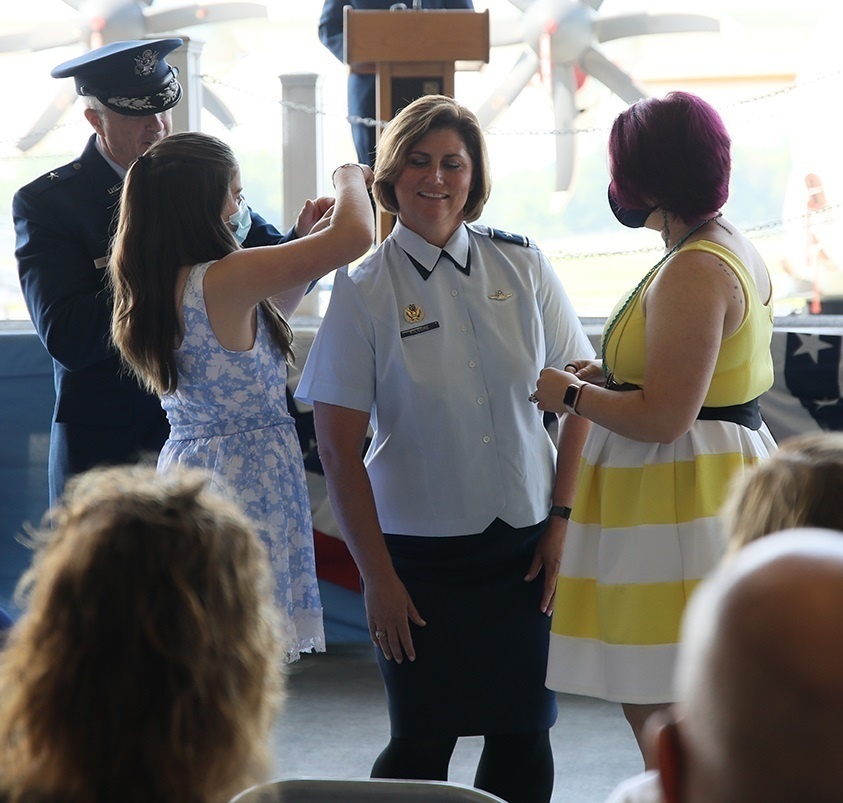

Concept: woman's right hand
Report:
left=313, top=402, right=426, bottom=661
left=332, top=162, right=374, bottom=190
left=566, top=358, right=605, bottom=386
left=360, top=164, right=375, bottom=188
left=364, top=572, right=426, bottom=664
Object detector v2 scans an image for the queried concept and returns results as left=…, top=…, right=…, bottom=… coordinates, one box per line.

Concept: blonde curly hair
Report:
left=722, top=433, right=843, bottom=559
left=0, top=465, right=283, bottom=803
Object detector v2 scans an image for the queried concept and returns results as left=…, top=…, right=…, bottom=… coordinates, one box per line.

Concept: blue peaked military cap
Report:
left=51, top=38, right=183, bottom=117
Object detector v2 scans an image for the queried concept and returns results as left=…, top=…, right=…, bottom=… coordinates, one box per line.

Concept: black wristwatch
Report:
left=549, top=505, right=572, bottom=520
left=563, top=382, right=583, bottom=414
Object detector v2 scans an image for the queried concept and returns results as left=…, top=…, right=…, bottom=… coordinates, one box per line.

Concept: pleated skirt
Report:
left=546, top=418, right=776, bottom=704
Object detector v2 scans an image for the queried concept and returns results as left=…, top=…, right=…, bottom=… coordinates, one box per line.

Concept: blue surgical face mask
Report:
left=228, top=196, right=252, bottom=245
left=608, top=186, right=656, bottom=229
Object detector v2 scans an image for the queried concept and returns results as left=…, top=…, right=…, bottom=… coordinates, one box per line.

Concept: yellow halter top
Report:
left=602, top=240, right=774, bottom=407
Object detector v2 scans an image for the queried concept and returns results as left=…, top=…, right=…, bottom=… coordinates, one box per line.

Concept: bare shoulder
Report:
left=643, top=243, right=736, bottom=324
left=699, top=221, right=772, bottom=303
left=203, top=249, right=250, bottom=286
left=652, top=245, right=727, bottom=293
left=647, top=223, right=770, bottom=339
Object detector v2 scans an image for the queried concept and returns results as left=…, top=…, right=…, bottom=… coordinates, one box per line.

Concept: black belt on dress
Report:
left=606, top=380, right=762, bottom=430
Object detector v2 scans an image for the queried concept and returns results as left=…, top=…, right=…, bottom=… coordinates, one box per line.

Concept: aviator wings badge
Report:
left=488, top=290, right=512, bottom=301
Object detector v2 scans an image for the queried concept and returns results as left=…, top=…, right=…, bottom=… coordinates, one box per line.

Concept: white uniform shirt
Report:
left=296, top=220, right=594, bottom=536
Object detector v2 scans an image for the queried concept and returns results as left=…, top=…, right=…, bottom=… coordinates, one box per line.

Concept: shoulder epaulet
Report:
left=469, top=223, right=534, bottom=248
left=19, top=159, right=86, bottom=197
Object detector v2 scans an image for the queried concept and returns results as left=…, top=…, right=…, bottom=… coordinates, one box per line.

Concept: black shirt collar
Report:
left=402, top=247, right=471, bottom=280
left=392, top=220, right=471, bottom=281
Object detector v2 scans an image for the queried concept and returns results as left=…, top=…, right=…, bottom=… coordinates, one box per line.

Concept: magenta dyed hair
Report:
left=608, top=91, right=731, bottom=225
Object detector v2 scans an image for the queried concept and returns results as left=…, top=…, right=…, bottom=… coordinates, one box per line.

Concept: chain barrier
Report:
left=545, top=204, right=843, bottom=261
left=8, top=64, right=832, bottom=148
left=3, top=66, right=841, bottom=263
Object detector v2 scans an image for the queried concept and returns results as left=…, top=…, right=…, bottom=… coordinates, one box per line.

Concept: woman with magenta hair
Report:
left=531, top=91, right=777, bottom=760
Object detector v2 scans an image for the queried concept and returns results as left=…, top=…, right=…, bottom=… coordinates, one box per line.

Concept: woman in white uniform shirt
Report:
left=296, top=95, right=592, bottom=803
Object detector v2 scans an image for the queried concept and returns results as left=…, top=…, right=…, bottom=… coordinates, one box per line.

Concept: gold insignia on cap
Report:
left=404, top=304, right=424, bottom=323
left=488, top=290, right=512, bottom=301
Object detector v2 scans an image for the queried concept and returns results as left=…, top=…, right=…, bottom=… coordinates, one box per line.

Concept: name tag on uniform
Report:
left=400, top=321, right=440, bottom=339
left=94, top=256, right=108, bottom=270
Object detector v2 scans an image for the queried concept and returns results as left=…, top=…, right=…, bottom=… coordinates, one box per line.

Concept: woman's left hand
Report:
left=531, top=367, right=579, bottom=414
left=524, top=516, right=567, bottom=615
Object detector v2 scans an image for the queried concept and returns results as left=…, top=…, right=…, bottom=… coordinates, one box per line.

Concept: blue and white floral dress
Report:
left=158, top=262, right=324, bottom=662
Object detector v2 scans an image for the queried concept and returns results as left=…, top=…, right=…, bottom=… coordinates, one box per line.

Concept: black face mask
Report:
left=608, top=186, right=656, bottom=228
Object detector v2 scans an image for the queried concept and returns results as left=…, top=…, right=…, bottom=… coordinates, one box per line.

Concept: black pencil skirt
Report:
left=376, top=518, right=558, bottom=738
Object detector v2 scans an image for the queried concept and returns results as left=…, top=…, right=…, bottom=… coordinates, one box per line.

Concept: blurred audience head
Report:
left=722, top=432, right=843, bottom=558
left=0, top=465, right=283, bottom=803
left=652, top=528, right=843, bottom=803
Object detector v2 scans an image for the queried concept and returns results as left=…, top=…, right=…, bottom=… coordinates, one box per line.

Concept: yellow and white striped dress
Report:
left=546, top=241, right=777, bottom=703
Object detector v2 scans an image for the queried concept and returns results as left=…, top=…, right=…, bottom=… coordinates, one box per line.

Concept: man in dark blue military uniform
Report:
left=318, top=0, right=474, bottom=167
left=13, top=39, right=330, bottom=504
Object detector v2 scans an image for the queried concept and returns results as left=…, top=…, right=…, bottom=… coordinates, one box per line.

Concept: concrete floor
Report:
left=271, top=646, right=643, bottom=803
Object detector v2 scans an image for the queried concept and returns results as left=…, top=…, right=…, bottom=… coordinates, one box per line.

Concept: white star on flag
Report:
left=792, top=334, right=835, bottom=363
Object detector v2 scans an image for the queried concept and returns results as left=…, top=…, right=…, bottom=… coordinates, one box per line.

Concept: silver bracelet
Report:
left=331, top=163, right=366, bottom=188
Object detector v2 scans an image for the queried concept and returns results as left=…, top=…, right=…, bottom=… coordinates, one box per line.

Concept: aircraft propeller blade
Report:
left=17, top=83, right=79, bottom=152
left=147, top=2, right=267, bottom=31
left=475, top=47, right=540, bottom=128
left=490, top=15, right=525, bottom=48
left=579, top=46, right=646, bottom=104
left=0, top=23, right=83, bottom=54
left=504, top=0, right=534, bottom=13
left=596, top=13, right=720, bottom=44
left=549, top=65, right=577, bottom=194
left=202, top=84, right=237, bottom=129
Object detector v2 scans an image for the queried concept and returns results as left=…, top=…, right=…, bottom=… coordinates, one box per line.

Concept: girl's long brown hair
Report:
left=109, top=132, right=292, bottom=396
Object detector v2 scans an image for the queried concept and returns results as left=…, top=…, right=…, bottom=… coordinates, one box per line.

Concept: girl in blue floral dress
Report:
left=108, top=132, right=373, bottom=661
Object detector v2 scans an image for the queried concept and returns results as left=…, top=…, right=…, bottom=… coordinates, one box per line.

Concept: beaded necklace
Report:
left=601, top=213, right=722, bottom=385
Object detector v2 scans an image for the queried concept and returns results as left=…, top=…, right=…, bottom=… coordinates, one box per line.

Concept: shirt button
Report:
left=460, top=324, right=467, bottom=332
left=482, top=435, right=491, bottom=443
left=451, top=289, right=459, bottom=297
left=476, top=397, right=484, bottom=405
left=468, top=360, right=476, bottom=368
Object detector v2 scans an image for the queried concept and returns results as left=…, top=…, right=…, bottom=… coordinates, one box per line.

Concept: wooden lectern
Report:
left=344, top=7, right=490, bottom=240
